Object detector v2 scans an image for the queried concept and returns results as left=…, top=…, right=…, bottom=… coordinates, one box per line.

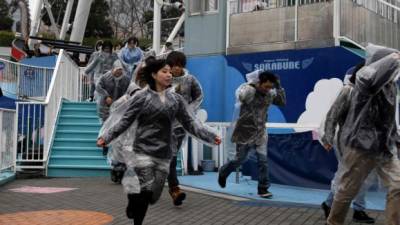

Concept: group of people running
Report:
left=86, top=38, right=400, bottom=225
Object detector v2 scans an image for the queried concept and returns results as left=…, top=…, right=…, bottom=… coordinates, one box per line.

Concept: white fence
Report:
left=78, top=67, right=91, bottom=102
left=15, top=50, right=80, bottom=169
left=182, top=122, right=319, bottom=175
left=0, top=58, right=54, bottom=100
left=229, top=0, right=329, bottom=14
left=0, top=109, right=16, bottom=172
left=335, top=0, right=400, bottom=49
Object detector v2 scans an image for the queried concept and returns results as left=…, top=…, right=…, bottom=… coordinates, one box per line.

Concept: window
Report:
left=189, top=0, right=219, bottom=15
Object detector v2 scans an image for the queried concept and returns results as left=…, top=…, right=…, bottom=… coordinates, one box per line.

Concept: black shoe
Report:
left=321, top=202, right=331, bottom=219
left=258, top=187, right=273, bottom=198
left=353, top=210, right=375, bottom=224
left=218, top=173, right=226, bottom=188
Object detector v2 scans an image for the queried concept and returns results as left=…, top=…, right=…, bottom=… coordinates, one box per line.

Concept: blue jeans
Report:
left=219, top=143, right=270, bottom=189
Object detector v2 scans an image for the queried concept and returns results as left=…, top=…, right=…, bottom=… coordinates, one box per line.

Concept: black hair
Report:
left=143, top=59, right=170, bottom=90
left=95, top=40, right=103, bottom=50
left=127, top=37, right=139, bottom=46
left=349, top=61, right=365, bottom=84
left=258, top=71, right=277, bottom=84
left=166, top=51, right=186, bottom=67
left=102, top=40, right=113, bottom=52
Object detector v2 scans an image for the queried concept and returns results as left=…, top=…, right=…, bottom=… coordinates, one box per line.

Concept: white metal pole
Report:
left=160, top=14, right=185, bottom=53
left=294, top=0, right=298, bottom=42
left=153, top=0, right=162, bottom=54
left=226, top=0, right=231, bottom=53
left=59, top=0, right=75, bottom=40
left=70, top=0, right=93, bottom=43
left=333, top=0, right=341, bottom=46
left=29, top=0, right=44, bottom=48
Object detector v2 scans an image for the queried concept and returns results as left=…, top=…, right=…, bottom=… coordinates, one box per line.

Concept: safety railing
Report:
left=0, top=58, right=54, bottom=100
left=78, top=67, right=91, bottom=102
left=0, top=108, right=17, bottom=172
left=181, top=122, right=319, bottom=175
left=228, top=0, right=329, bottom=14
left=14, top=50, right=80, bottom=169
left=335, top=0, right=400, bottom=49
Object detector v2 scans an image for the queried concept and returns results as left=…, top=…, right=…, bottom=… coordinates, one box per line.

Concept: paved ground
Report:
left=0, top=177, right=385, bottom=225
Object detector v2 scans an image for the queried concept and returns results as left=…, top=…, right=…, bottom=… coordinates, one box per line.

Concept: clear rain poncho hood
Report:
left=230, top=70, right=286, bottom=146
left=340, top=44, right=400, bottom=156
left=95, top=63, right=131, bottom=122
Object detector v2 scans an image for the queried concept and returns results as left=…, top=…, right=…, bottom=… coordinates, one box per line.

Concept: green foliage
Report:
left=0, top=31, right=14, bottom=46
left=42, top=0, right=113, bottom=38
left=0, top=0, right=13, bottom=31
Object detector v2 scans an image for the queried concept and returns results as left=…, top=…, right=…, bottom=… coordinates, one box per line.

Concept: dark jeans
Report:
left=219, top=143, right=270, bottom=189
left=168, top=128, right=186, bottom=188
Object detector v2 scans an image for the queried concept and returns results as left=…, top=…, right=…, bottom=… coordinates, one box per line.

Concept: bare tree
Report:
left=108, top=0, right=151, bottom=40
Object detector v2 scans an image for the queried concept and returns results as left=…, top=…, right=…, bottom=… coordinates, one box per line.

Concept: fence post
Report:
left=333, top=0, right=341, bottom=46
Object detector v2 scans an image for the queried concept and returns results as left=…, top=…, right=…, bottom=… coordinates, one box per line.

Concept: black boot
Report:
left=353, top=210, right=375, bottom=224
left=218, top=172, right=226, bottom=188
left=321, top=202, right=331, bottom=219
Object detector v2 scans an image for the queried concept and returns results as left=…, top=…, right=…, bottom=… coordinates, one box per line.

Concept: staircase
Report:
left=47, top=101, right=110, bottom=177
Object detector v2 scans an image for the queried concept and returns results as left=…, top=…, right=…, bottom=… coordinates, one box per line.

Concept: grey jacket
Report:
left=231, top=83, right=286, bottom=145
left=321, top=85, right=353, bottom=152
left=102, top=87, right=217, bottom=159
left=95, top=71, right=130, bottom=121
left=172, top=69, right=203, bottom=112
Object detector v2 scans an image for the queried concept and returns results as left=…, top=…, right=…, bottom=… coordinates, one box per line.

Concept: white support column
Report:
left=333, top=0, right=341, bottom=46
left=153, top=0, right=162, bottom=54
left=191, top=139, right=199, bottom=171
left=59, top=0, right=75, bottom=40
left=43, top=0, right=59, bottom=37
left=294, top=0, right=299, bottom=42
left=160, top=14, right=185, bottom=53
left=29, top=0, right=43, bottom=48
left=70, top=0, right=93, bottom=43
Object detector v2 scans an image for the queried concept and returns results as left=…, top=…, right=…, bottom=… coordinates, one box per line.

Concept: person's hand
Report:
left=214, top=136, right=222, bottom=145
left=97, top=138, right=106, bottom=147
left=323, top=143, right=333, bottom=151
left=105, top=97, right=113, bottom=106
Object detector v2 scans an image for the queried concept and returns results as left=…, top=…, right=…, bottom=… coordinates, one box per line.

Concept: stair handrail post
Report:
left=333, top=0, right=341, bottom=46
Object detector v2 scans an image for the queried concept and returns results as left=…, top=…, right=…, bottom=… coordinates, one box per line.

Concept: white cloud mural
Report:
left=295, top=78, right=344, bottom=132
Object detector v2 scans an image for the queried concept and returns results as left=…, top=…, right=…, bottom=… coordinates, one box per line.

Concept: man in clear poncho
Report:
left=96, top=60, right=131, bottom=122
left=85, top=40, right=119, bottom=101
left=327, top=44, right=400, bottom=225
left=95, top=60, right=130, bottom=155
left=165, top=51, right=204, bottom=206
left=97, top=59, right=221, bottom=225
left=218, top=70, right=286, bottom=198
left=320, top=62, right=376, bottom=224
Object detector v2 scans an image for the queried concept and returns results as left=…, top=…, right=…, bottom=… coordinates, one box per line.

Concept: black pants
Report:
left=127, top=191, right=152, bottom=225
left=168, top=128, right=186, bottom=188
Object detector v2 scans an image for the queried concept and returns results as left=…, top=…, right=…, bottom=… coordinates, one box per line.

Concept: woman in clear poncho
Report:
left=97, top=59, right=221, bottom=225
left=327, top=44, right=400, bottom=225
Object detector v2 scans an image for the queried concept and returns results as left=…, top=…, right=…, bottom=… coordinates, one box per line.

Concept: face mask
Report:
left=102, top=52, right=111, bottom=58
